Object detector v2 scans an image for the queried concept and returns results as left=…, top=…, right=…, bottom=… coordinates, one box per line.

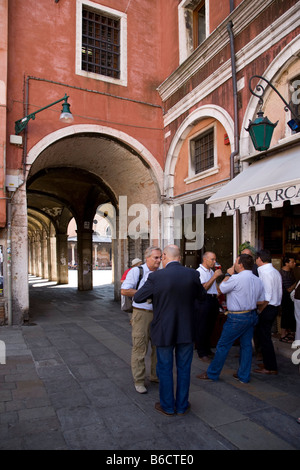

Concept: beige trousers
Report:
left=131, top=307, right=157, bottom=385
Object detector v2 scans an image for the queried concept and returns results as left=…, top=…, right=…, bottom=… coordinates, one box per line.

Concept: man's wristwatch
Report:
left=224, top=273, right=231, bottom=277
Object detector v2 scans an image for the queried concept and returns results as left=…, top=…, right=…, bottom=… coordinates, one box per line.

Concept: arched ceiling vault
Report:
left=26, top=133, right=161, bottom=238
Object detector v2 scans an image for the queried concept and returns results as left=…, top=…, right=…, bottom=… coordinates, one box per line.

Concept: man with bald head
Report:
left=134, top=245, right=206, bottom=416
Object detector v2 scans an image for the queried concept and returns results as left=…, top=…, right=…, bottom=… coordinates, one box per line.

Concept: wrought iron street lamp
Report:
left=15, top=93, right=73, bottom=135
left=246, top=75, right=300, bottom=151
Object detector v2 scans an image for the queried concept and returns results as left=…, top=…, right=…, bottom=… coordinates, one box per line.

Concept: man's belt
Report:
left=133, top=307, right=153, bottom=312
left=225, top=309, right=253, bottom=315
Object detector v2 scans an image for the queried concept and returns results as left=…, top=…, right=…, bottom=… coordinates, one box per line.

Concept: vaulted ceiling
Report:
left=26, top=133, right=161, bottom=238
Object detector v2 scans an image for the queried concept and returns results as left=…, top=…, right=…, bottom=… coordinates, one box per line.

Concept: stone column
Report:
left=41, top=233, right=48, bottom=279
left=77, top=228, right=93, bottom=291
left=28, top=238, right=33, bottom=274
left=34, top=234, right=42, bottom=277
left=46, top=234, right=51, bottom=280
left=71, top=242, right=76, bottom=266
left=56, top=233, right=69, bottom=284
left=10, top=185, right=29, bottom=323
left=94, top=243, right=98, bottom=268
left=49, top=234, right=57, bottom=281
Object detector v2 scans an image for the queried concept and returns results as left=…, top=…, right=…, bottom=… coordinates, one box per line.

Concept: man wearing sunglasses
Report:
left=122, top=246, right=162, bottom=394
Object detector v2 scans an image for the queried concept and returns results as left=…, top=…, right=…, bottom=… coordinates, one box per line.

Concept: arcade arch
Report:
left=21, top=125, right=163, bottom=319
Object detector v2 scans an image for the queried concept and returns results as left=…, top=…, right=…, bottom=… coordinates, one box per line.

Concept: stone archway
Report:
left=164, top=105, right=234, bottom=199
left=12, top=125, right=163, bottom=323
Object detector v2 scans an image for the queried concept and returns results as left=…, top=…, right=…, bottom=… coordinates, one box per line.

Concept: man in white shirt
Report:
left=195, top=252, right=222, bottom=362
left=197, top=254, right=265, bottom=383
left=121, top=246, right=161, bottom=394
left=254, top=249, right=282, bottom=375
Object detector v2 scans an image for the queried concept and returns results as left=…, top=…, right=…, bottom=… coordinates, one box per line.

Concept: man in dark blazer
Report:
left=134, top=244, right=206, bottom=416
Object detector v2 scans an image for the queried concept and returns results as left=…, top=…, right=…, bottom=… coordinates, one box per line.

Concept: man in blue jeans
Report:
left=197, top=254, right=265, bottom=383
left=134, top=245, right=206, bottom=416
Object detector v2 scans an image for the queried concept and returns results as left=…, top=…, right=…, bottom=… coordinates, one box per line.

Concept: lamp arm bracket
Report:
left=249, top=75, right=299, bottom=121
left=14, top=94, right=69, bottom=134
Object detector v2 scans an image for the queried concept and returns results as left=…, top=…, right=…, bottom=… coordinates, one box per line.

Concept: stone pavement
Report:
left=0, top=272, right=299, bottom=451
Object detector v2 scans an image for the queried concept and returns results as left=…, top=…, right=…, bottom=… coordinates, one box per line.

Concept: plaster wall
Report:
left=6, top=0, right=181, bottom=175
left=0, top=0, right=8, bottom=227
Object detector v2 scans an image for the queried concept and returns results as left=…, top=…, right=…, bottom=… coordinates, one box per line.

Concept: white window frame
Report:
left=184, top=123, right=219, bottom=184
left=178, top=0, right=210, bottom=64
left=76, top=0, right=127, bottom=86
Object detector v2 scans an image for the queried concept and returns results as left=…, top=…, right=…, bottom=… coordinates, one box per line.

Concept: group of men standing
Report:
left=121, top=245, right=283, bottom=417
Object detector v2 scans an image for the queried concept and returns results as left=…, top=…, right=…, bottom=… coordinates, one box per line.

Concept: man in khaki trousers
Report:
left=121, top=246, right=162, bottom=394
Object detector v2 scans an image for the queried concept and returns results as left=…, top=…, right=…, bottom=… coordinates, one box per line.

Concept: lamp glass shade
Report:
left=246, top=111, right=278, bottom=151
left=59, top=101, right=74, bottom=123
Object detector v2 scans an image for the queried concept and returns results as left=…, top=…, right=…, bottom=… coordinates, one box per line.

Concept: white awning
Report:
left=206, top=147, right=300, bottom=217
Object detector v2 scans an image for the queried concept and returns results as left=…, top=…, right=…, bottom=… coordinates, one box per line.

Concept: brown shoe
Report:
left=196, top=372, right=213, bottom=381
left=154, top=402, right=175, bottom=416
left=253, top=368, right=278, bottom=375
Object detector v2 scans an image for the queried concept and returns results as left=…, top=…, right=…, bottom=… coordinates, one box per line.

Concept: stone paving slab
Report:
left=216, top=418, right=295, bottom=450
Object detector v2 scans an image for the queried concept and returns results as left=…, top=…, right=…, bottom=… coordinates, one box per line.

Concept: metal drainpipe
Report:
left=227, top=18, right=240, bottom=259
left=21, top=77, right=30, bottom=181
left=227, top=20, right=239, bottom=180
left=7, top=195, right=12, bottom=326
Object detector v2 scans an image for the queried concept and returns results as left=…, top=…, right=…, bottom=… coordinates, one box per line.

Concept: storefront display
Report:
left=205, top=143, right=300, bottom=266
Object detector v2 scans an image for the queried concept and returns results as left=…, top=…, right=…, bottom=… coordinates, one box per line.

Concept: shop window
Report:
left=76, top=0, right=127, bottom=86
left=258, top=205, right=300, bottom=259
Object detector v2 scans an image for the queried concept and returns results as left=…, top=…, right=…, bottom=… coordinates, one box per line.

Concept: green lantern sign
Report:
left=246, top=110, right=278, bottom=151
left=246, top=75, right=300, bottom=152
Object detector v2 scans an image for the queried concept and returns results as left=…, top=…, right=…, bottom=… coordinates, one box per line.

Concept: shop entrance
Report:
left=257, top=202, right=300, bottom=267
